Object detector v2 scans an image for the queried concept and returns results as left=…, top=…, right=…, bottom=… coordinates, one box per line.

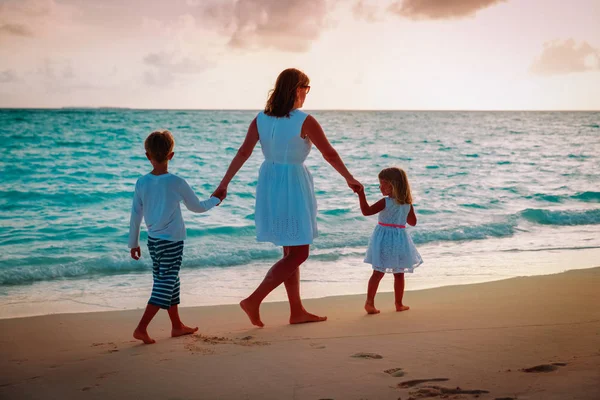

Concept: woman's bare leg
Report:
left=240, top=245, right=311, bottom=327
left=282, top=248, right=327, bottom=324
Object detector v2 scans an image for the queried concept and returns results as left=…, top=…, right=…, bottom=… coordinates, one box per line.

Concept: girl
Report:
left=357, top=167, right=423, bottom=314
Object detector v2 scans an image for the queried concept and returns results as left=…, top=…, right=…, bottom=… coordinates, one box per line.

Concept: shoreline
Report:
left=2, top=244, right=600, bottom=320
left=1, top=267, right=599, bottom=399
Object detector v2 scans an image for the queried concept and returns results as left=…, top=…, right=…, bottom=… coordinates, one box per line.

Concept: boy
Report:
left=129, top=129, right=221, bottom=344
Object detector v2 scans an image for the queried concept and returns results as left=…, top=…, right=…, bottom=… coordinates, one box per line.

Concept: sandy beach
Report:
left=1, top=267, right=599, bottom=400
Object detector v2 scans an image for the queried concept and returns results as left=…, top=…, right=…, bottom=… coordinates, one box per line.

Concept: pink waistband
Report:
left=378, top=222, right=406, bottom=228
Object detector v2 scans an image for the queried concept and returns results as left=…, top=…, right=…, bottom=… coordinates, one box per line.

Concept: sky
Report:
left=0, top=0, right=599, bottom=110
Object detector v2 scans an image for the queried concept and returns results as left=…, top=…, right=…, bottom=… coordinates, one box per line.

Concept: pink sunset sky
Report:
left=0, top=0, right=599, bottom=110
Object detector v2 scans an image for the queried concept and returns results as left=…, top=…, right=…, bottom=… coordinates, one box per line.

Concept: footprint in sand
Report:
left=96, top=371, right=117, bottom=380
left=351, top=352, right=383, bottom=359
left=384, top=368, right=405, bottom=377
left=521, top=363, right=568, bottom=373
left=184, top=334, right=271, bottom=355
left=409, top=385, right=489, bottom=397
left=399, top=378, right=449, bottom=388
left=91, top=342, right=119, bottom=353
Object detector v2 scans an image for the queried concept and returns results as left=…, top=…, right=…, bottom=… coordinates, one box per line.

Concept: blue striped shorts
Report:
left=147, top=237, right=184, bottom=309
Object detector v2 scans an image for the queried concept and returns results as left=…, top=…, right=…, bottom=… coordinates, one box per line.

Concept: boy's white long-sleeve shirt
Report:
left=128, top=173, right=220, bottom=248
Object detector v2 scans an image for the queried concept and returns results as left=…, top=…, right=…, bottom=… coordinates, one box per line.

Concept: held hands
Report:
left=130, top=247, right=141, bottom=260
left=346, top=177, right=363, bottom=193
left=212, top=184, right=228, bottom=204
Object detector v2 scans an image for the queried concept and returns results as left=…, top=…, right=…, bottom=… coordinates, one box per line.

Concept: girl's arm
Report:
left=407, top=204, right=417, bottom=226
left=303, top=116, right=363, bottom=193
left=212, top=118, right=260, bottom=201
left=357, top=188, right=386, bottom=216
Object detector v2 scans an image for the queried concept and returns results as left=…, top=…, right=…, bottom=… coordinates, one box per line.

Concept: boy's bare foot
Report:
left=171, top=325, right=198, bottom=337
left=289, top=310, right=327, bottom=324
left=395, top=303, right=410, bottom=312
left=133, top=328, right=156, bottom=344
left=240, top=299, right=264, bottom=327
left=365, top=303, right=380, bottom=314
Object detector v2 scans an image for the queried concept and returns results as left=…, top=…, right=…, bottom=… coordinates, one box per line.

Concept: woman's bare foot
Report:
left=133, top=328, right=156, bottom=344
left=395, top=303, right=410, bottom=312
left=364, top=303, right=380, bottom=314
left=289, top=310, right=327, bottom=324
left=171, top=325, right=198, bottom=337
left=240, top=298, right=264, bottom=327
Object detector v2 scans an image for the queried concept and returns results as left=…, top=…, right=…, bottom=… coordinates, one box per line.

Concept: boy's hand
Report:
left=130, top=247, right=141, bottom=260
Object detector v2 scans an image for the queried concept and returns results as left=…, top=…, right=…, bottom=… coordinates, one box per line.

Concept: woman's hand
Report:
left=212, top=184, right=228, bottom=203
left=346, top=177, right=363, bottom=193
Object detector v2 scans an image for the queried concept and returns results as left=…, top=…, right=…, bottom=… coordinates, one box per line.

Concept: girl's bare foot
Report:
left=395, top=303, right=410, bottom=312
left=240, top=299, right=264, bottom=327
left=133, top=328, right=156, bottom=344
left=171, top=325, right=198, bottom=337
left=289, top=310, right=327, bottom=324
left=364, top=303, right=380, bottom=314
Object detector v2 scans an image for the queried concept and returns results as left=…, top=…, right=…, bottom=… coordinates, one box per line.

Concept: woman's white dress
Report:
left=254, top=109, right=318, bottom=246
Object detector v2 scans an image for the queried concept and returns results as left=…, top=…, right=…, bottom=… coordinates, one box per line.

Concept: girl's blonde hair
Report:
left=378, top=167, right=413, bottom=204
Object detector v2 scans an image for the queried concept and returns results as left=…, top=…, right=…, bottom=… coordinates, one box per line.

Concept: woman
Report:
left=212, top=68, right=362, bottom=327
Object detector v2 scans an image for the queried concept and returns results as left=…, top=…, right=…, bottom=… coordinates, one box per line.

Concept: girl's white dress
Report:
left=364, top=197, right=423, bottom=273
left=254, top=109, right=318, bottom=246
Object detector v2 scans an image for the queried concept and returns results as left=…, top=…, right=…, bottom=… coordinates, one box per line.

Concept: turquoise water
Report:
left=1, top=109, right=599, bottom=316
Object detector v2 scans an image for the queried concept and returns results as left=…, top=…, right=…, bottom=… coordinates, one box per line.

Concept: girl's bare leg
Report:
left=240, top=245, right=312, bottom=327
left=394, top=273, right=410, bottom=311
left=365, top=271, right=385, bottom=314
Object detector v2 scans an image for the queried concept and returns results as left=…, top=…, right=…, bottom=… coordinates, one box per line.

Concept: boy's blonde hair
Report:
left=145, top=130, right=174, bottom=163
left=378, top=167, right=413, bottom=204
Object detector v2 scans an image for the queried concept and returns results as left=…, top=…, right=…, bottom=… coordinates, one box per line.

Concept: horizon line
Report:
left=0, top=107, right=599, bottom=112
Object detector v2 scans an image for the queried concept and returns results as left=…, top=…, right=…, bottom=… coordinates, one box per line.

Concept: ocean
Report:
left=1, top=109, right=599, bottom=318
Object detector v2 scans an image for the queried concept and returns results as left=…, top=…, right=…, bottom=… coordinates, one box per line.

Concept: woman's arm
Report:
left=212, top=118, right=259, bottom=201
left=303, top=115, right=363, bottom=192
left=407, top=204, right=417, bottom=226
left=357, top=189, right=386, bottom=216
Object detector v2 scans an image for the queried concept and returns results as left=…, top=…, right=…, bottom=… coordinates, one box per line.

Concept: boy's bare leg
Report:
left=240, top=245, right=312, bottom=327
left=134, top=304, right=160, bottom=344
left=168, top=305, right=198, bottom=337
left=283, top=259, right=327, bottom=324
left=365, top=271, right=385, bottom=314
left=394, top=273, right=410, bottom=311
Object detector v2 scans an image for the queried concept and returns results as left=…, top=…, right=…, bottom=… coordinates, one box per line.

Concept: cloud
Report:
left=0, top=23, right=33, bottom=37
left=199, top=0, right=329, bottom=52
left=0, top=69, right=20, bottom=83
left=388, top=0, right=506, bottom=20
left=0, top=0, right=72, bottom=39
left=530, top=39, right=600, bottom=76
left=353, top=0, right=384, bottom=22
left=143, top=51, right=213, bottom=86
